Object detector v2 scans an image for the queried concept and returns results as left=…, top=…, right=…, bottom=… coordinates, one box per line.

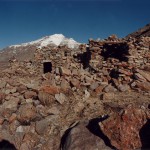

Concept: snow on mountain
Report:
left=10, top=34, right=80, bottom=49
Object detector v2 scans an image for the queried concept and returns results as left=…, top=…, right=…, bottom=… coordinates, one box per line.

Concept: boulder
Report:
left=2, top=97, right=20, bottom=112
left=40, top=86, right=60, bottom=95
left=24, top=91, right=37, bottom=99
left=61, top=121, right=112, bottom=150
left=59, top=67, right=71, bottom=76
left=38, top=91, right=55, bottom=106
left=70, top=78, right=80, bottom=89
left=17, top=104, right=37, bottom=124
left=137, top=69, right=150, bottom=82
left=99, top=105, right=150, bottom=150
left=55, top=93, right=66, bottom=104
left=60, top=78, right=70, bottom=92
left=136, top=81, right=150, bottom=92
left=16, top=84, right=27, bottom=93
left=90, top=82, right=99, bottom=90
left=35, top=118, right=49, bottom=135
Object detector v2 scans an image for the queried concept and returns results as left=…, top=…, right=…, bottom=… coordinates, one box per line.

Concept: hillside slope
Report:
left=0, top=34, right=80, bottom=63
left=126, top=23, right=150, bottom=38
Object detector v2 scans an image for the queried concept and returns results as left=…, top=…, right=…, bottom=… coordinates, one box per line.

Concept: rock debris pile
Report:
left=0, top=35, right=150, bottom=150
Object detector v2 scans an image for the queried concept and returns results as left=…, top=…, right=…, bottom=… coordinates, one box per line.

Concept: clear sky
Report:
left=0, top=0, right=150, bottom=49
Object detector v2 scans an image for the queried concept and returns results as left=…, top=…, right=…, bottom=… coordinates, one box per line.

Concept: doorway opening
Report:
left=101, top=43, right=129, bottom=62
left=43, top=62, right=52, bottom=73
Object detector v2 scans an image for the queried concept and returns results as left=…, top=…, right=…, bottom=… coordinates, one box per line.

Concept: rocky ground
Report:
left=126, top=23, right=150, bottom=39
left=0, top=34, right=150, bottom=150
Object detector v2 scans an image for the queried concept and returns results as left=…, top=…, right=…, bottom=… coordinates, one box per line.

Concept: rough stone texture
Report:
left=59, top=67, right=71, bottom=76
left=35, top=118, right=49, bottom=135
left=19, top=132, right=40, bottom=150
left=0, top=92, right=5, bottom=104
left=38, top=91, right=55, bottom=106
left=41, top=136, right=60, bottom=150
left=17, top=104, right=37, bottom=124
left=55, top=93, right=66, bottom=104
left=16, top=84, right=27, bottom=93
left=24, top=91, right=37, bottom=99
left=40, top=86, right=60, bottom=95
left=60, top=78, right=70, bottom=92
left=70, top=78, right=80, bottom=89
left=99, top=105, right=150, bottom=150
left=126, top=23, right=150, bottom=38
left=2, top=97, right=20, bottom=112
left=137, top=70, right=150, bottom=82
left=0, top=31, right=149, bottom=149
left=61, top=121, right=112, bottom=150
left=0, top=81, right=7, bottom=89
left=136, top=81, right=150, bottom=92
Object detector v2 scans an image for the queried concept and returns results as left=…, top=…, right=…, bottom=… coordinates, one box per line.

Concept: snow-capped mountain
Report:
left=9, top=34, right=80, bottom=49
left=0, top=34, right=81, bottom=63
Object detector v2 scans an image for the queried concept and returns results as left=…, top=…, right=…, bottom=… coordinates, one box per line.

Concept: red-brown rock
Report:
left=136, top=81, right=150, bottom=91
left=0, top=92, right=5, bottom=104
left=24, top=91, right=37, bottom=99
left=38, top=91, right=55, bottom=106
left=17, top=104, right=37, bottom=124
left=59, top=67, right=71, bottom=76
left=99, top=105, right=150, bottom=150
left=95, top=85, right=105, bottom=95
left=70, top=78, right=80, bottom=88
left=17, top=84, right=27, bottom=93
left=137, top=70, right=150, bottom=82
left=40, top=86, right=60, bottom=95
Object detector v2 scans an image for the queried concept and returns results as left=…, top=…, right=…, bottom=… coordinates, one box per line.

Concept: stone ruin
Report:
left=0, top=35, right=150, bottom=149
left=30, top=35, right=150, bottom=93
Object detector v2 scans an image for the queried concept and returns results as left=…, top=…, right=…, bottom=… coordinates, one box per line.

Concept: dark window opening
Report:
left=101, top=43, right=129, bottom=61
left=0, top=140, right=16, bottom=150
left=64, top=51, right=68, bottom=56
left=74, top=48, right=91, bottom=69
left=43, top=62, right=52, bottom=73
left=110, top=68, right=119, bottom=79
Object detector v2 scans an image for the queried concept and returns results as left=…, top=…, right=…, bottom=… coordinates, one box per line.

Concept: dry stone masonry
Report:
left=0, top=35, right=149, bottom=150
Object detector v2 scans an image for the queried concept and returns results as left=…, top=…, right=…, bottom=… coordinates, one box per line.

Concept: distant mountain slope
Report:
left=126, top=23, right=150, bottom=38
left=9, top=34, right=80, bottom=49
left=0, top=34, right=81, bottom=63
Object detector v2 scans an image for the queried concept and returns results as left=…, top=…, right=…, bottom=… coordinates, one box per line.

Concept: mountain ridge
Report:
left=9, top=34, right=80, bottom=49
left=126, top=23, right=150, bottom=38
left=0, top=34, right=81, bottom=64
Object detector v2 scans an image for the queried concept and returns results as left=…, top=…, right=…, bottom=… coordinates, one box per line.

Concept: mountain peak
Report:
left=10, top=34, right=80, bottom=49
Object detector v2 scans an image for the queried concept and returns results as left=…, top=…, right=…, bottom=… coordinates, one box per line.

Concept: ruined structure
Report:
left=0, top=34, right=149, bottom=149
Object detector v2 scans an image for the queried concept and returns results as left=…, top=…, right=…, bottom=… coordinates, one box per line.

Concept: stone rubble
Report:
left=0, top=35, right=149, bottom=149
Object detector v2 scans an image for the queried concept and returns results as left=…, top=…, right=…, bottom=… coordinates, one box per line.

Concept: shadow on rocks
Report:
left=60, top=122, right=79, bottom=150
left=0, top=140, right=16, bottom=150
left=60, top=116, right=117, bottom=150
left=86, top=116, right=116, bottom=150
left=140, top=119, right=150, bottom=150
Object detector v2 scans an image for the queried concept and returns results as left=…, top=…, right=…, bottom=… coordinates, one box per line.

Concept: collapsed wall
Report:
left=86, top=36, right=150, bottom=92
left=0, top=35, right=149, bottom=150
left=8, top=35, right=150, bottom=93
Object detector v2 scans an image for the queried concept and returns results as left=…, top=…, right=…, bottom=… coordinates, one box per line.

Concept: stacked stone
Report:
left=0, top=35, right=150, bottom=150
left=25, top=35, right=149, bottom=94
left=127, top=37, right=150, bottom=68
left=6, top=35, right=150, bottom=94
left=86, top=36, right=150, bottom=92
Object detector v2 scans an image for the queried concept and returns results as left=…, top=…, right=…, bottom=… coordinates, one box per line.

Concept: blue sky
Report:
left=0, top=0, right=150, bottom=49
